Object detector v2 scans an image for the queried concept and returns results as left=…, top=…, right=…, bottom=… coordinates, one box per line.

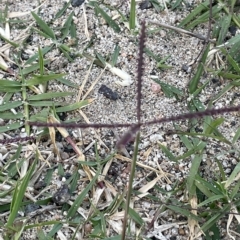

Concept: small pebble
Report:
left=24, top=204, right=40, bottom=215
left=151, top=82, right=161, bottom=93
left=99, top=84, right=119, bottom=100
left=34, top=181, right=46, bottom=190
left=71, top=0, right=85, bottom=7
left=149, top=134, right=163, bottom=143
left=52, top=184, right=71, bottom=205
left=60, top=151, right=70, bottom=160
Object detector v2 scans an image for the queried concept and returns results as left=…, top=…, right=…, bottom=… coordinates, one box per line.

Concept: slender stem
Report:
left=148, top=20, right=216, bottom=43
left=121, top=132, right=140, bottom=240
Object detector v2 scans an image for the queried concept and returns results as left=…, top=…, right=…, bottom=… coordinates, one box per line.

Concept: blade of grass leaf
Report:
left=225, top=162, right=240, bottom=188
left=175, top=141, right=207, bottom=161
left=28, top=101, right=63, bottom=107
left=46, top=223, right=63, bottom=238
left=174, top=124, right=193, bottom=150
left=201, top=205, right=230, bottom=233
left=186, top=5, right=223, bottom=29
left=60, top=11, right=74, bottom=40
left=54, top=1, right=71, bottom=20
left=93, top=3, right=121, bottom=33
left=55, top=99, right=93, bottom=112
left=221, top=48, right=240, bottom=73
left=0, top=112, right=23, bottom=119
left=25, top=74, right=66, bottom=86
left=179, top=1, right=210, bottom=27
left=6, top=158, right=37, bottom=227
left=195, top=175, right=222, bottom=196
left=67, top=168, right=100, bottom=218
left=187, top=154, right=203, bottom=196
left=153, top=79, right=184, bottom=98
left=55, top=76, right=78, bottom=88
left=198, top=194, right=225, bottom=207
left=166, top=205, right=201, bottom=221
left=22, top=59, right=51, bottom=75
left=28, top=92, right=74, bottom=101
left=129, top=0, right=136, bottom=29
left=24, top=45, right=53, bottom=66
left=110, top=44, right=120, bottom=67
left=189, top=43, right=210, bottom=93
left=159, top=143, right=177, bottom=162
left=0, top=33, right=19, bottom=47
left=0, top=79, right=22, bottom=86
left=174, top=131, right=231, bottom=145
left=232, top=127, right=240, bottom=144
left=0, top=101, right=22, bottom=111
left=217, top=15, right=232, bottom=45
left=0, top=122, right=23, bottom=133
left=31, top=12, right=56, bottom=39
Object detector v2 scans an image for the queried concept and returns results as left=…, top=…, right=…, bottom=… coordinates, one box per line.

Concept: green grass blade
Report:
left=179, top=0, right=210, bottom=27
left=230, top=180, right=240, bottom=200
left=174, top=124, right=193, bottom=150
left=208, top=82, right=234, bottom=104
left=22, top=59, right=51, bottom=75
left=166, top=205, right=201, bottom=221
left=187, top=154, right=203, bottom=196
left=55, top=76, right=78, bottom=88
left=28, top=101, right=62, bottom=107
left=128, top=207, right=144, bottom=225
left=0, top=101, right=22, bottom=111
left=175, top=141, right=207, bottom=161
left=198, top=194, right=224, bottom=207
left=0, top=80, right=22, bottom=92
left=0, top=33, right=19, bottom=47
left=31, top=12, right=56, bottom=39
left=174, top=131, right=231, bottom=145
left=129, top=0, right=136, bottom=29
left=110, top=44, right=120, bottom=67
left=24, top=45, right=53, bottom=66
left=25, top=74, right=65, bottom=86
left=217, top=15, right=232, bottom=45
left=201, top=205, right=230, bottom=233
left=204, top=118, right=224, bottom=135
left=218, top=72, right=240, bottom=79
left=58, top=44, right=73, bottom=62
left=189, top=43, right=210, bottom=93
left=47, top=223, right=63, bottom=238
left=195, top=175, right=222, bottom=196
left=0, top=111, right=23, bottom=119
left=38, top=46, right=44, bottom=75
left=67, top=168, right=100, bottom=218
left=0, top=122, right=23, bottom=133
left=232, top=127, right=240, bottom=144
left=159, top=143, right=177, bottom=162
left=55, top=99, right=92, bottom=112
left=93, top=4, right=120, bottom=33
left=225, top=162, right=240, bottom=188
left=61, top=11, right=74, bottom=39
left=28, top=92, right=74, bottom=101
left=186, top=5, right=223, bottom=29
left=0, top=79, right=21, bottom=86
left=221, top=48, right=240, bottom=73
left=54, top=1, right=71, bottom=19
left=6, top=158, right=37, bottom=227
left=153, top=79, right=184, bottom=98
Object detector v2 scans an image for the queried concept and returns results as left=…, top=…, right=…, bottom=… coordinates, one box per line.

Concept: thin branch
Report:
left=27, top=104, right=240, bottom=130
left=136, top=20, right=146, bottom=123
left=148, top=20, right=216, bottom=43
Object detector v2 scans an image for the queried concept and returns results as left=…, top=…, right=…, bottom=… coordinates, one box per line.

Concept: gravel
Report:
left=0, top=0, right=239, bottom=239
